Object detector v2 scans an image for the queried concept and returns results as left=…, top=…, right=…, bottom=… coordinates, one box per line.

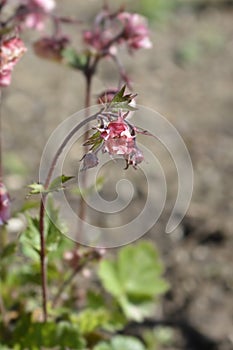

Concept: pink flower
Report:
left=99, top=116, right=133, bottom=141
left=97, top=116, right=144, bottom=168
left=117, top=12, right=152, bottom=50
left=83, top=28, right=116, bottom=55
left=0, top=37, right=27, bottom=87
left=0, top=182, right=10, bottom=226
left=18, top=0, right=56, bottom=31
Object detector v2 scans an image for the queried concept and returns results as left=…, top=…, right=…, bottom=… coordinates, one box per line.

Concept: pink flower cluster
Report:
left=0, top=182, right=10, bottom=226
left=83, top=10, right=152, bottom=55
left=0, top=37, right=27, bottom=87
left=18, top=0, right=56, bottom=31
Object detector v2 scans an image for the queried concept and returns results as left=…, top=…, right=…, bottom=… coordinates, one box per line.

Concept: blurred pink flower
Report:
left=19, top=0, right=56, bottom=30
left=0, top=182, right=10, bottom=226
left=0, top=37, right=27, bottom=87
left=83, top=28, right=116, bottom=55
left=117, top=12, right=152, bottom=50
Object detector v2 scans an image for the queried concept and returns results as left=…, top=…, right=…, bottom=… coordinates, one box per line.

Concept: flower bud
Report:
left=81, top=152, right=99, bottom=171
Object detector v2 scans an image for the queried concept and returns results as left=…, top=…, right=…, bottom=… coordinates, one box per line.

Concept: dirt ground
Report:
left=2, top=1, right=233, bottom=349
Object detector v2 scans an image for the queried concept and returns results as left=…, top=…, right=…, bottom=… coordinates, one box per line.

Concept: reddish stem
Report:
left=39, top=196, right=47, bottom=322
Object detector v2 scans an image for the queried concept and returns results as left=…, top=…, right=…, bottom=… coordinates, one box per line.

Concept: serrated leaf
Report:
left=98, top=241, right=169, bottom=322
left=62, top=47, right=88, bottom=70
left=109, top=85, right=137, bottom=112
left=110, top=85, right=126, bottom=103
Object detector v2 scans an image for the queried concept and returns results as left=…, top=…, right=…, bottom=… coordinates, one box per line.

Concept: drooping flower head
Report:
left=0, top=182, right=10, bottom=226
left=97, top=115, right=144, bottom=169
left=81, top=86, right=149, bottom=170
left=0, top=36, right=27, bottom=87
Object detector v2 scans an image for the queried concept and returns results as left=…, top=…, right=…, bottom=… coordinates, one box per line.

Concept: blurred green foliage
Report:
left=0, top=203, right=169, bottom=349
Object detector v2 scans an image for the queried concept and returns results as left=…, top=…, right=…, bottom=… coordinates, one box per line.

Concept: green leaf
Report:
left=62, top=47, right=88, bottom=70
left=12, top=318, right=86, bottom=349
left=27, top=183, right=45, bottom=195
left=98, top=260, right=123, bottom=299
left=19, top=215, right=41, bottom=261
left=110, top=85, right=137, bottom=112
left=118, top=241, right=167, bottom=297
left=48, top=175, right=74, bottom=193
left=71, top=309, right=110, bottom=334
left=44, top=197, right=66, bottom=253
left=0, top=242, right=17, bottom=261
left=83, top=130, right=103, bottom=152
left=98, top=241, right=169, bottom=322
left=20, top=199, right=67, bottom=260
left=94, top=336, right=146, bottom=350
